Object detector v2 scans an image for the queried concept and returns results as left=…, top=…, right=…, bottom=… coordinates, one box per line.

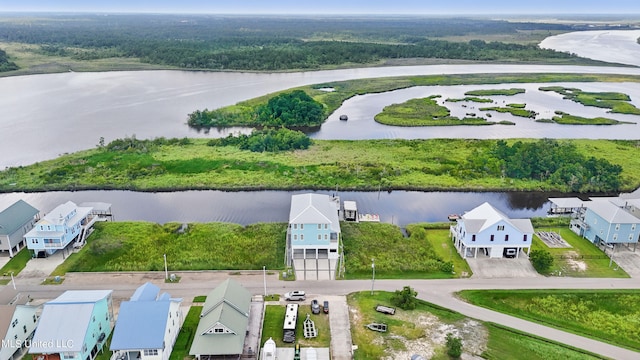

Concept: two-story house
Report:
left=29, top=290, right=114, bottom=360
left=287, top=193, right=341, bottom=266
left=0, top=304, right=39, bottom=360
left=189, top=279, right=251, bottom=360
left=24, top=201, right=94, bottom=256
left=450, top=202, right=534, bottom=258
left=0, top=200, right=39, bottom=257
left=580, top=199, right=640, bottom=250
left=110, top=283, right=183, bottom=360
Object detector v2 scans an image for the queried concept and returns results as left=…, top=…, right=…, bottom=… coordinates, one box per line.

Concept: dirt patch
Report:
left=565, top=251, right=588, bottom=272
left=375, top=310, right=488, bottom=359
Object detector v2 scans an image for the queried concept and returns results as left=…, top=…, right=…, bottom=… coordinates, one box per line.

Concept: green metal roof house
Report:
left=189, top=279, right=251, bottom=360
left=0, top=200, right=39, bottom=257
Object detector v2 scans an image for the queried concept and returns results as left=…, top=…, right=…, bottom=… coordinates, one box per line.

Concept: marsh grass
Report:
left=458, top=289, right=640, bottom=351
left=374, top=96, right=494, bottom=126
left=50, top=221, right=287, bottom=274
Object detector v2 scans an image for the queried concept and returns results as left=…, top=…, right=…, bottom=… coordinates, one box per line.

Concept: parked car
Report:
left=323, top=300, right=329, bottom=314
left=284, top=290, right=306, bottom=301
left=503, top=248, right=518, bottom=258
left=311, top=299, right=320, bottom=314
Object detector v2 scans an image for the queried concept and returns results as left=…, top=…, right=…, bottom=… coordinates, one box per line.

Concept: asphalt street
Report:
left=2, top=272, right=639, bottom=359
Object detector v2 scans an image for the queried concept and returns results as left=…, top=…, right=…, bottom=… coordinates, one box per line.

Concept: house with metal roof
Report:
left=287, top=193, right=341, bottom=265
left=189, top=279, right=251, bottom=360
left=450, top=202, right=534, bottom=258
left=24, top=201, right=95, bottom=256
left=28, top=290, right=113, bottom=360
left=110, top=282, right=183, bottom=360
left=0, top=304, right=39, bottom=360
left=0, top=200, right=39, bottom=258
left=577, top=199, right=640, bottom=250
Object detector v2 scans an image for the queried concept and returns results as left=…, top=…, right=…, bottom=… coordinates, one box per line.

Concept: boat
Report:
left=366, top=323, right=388, bottom=332
left=261, top=337, right=276, bottom=360
left=339, top=114, right=348, bottom=121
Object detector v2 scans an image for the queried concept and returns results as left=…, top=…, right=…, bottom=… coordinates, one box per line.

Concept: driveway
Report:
left=293, top=258, right=337, bottom=280
left=610, top=245, right=640, bottom=277
left=467, top=257, right=540, bottom=278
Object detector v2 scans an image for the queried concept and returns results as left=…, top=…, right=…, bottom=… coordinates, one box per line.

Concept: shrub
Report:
left=530, top=249, right=554, bottom=273
left=446, top=333, right=463, bottom=358
left=390, top=286, right=418, bottom=310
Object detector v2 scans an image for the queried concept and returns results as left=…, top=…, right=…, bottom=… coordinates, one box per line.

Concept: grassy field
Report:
left=0, top=248, right=32, bottom=276
left=50, top=222, right=287, bottom=274
left=530, top=226, right=628, bottom=278
left=374, top=96, right=494, bottom=126
left=458, top=289, right=640, bottom=351
left=261, top=304, right=331, bottom=349
left=169, top=306, right=201, bottom=360
left=341, top=222, right=468, bottom=279
left=349, top=291, right=604, bottom=360
left=3, top=138, right=640, bottom=194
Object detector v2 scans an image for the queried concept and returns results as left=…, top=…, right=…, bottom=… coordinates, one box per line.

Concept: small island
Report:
left=464, top=88, right=526, bottom=96
left=374, top=95, right=495, bottom=126
left=539, top=86, right=640, bottom=115
left=537, top=111, right=636, bottom=125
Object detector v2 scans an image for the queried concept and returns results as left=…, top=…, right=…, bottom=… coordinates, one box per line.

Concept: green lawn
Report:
left=261, top=304, right=331, bottom=349
left=169, top=306, right=201, bottom=360
left=50, top=222, right=286, bottom=274
left=458, top=289, right=640, bottom=351
left=349, top=291, right=603, bottom=360
left=342, top=222, right=463, bottom=279
left=0, top=248, right=32, bottom=276
left=530, top=227, right=629, bottom=278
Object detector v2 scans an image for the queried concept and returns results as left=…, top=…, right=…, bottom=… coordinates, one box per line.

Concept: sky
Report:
left=1, top=0, right=640, bottom=15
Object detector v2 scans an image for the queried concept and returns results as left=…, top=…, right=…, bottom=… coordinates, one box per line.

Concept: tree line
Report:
left=0, top=14, right=591, bottom=72
left=462, top=139, right=622, bottom=192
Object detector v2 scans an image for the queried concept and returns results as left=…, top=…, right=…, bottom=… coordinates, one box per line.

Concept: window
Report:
left=293, top=224, right=297, bottom=229
left=12, top=319, right=18, bottom=327
left=613, top=234, right=618, bottom=241
left=471, top=235, right=476, bottom=242
left=324, top=224, right=328, bottom=229
left=293, top=234, right=297, bottom=240
left=632, top=224, right=637, bottom=231
left=630, top=234, right=634, bottom=241
left=497, top=225, right=505, bottom=231
left=33, top=315, right=37, bottom=323
left=300, top=224, right=304, bottom=230
left=318, top=234, right=321, bottom=240
left=23, top=325, right=27, bottom=333
left=144, top=350, right=159, bottom=356
left=318, top=224, right=322, bottom=229
left=324, top=234, right=328, bottom=240
left=300, top=235, right=304, bottom=240
left=490, top=235, right=494, bottom=242
left=615, top=224, right=621, bottom=231
left=505, top=234, right=509, bottom=241
left=523, top=234, right=528, bottom=242
left=214, top=328, right=224, bottom=333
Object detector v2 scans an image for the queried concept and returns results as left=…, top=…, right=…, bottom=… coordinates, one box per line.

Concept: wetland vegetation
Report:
left=458, top=289, right=640, bottom=351
left=374, top=96, right=493, bottom=126
left=539, top=86, right=640, bottom=115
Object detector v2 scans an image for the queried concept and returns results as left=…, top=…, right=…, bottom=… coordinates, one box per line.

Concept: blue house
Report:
left=287, top=193, right=341, bottom=266
left=450, top=202, right=534, bottom=258
left=574, top=199, right=640, bottom=251
left=0, top=304, right=39, bottom=360
left=110, top=283, right=183, bottom=360
left=0, top=200, right=39, bottom=258
left=24, top=201, right=95, bottom=256
left=28, top=290, right=113, bottom=360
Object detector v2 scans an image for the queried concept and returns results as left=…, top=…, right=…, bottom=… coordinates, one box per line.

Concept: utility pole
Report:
left=371, top=258, right=375, bottom=295
left=164, top=254, right=168, bottom=280
left=10, top=271, right=16, bottom=290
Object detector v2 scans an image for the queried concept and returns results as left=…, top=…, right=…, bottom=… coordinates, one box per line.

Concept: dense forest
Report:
left=0, top=14, right=616, bottom=72
left=0, top=48, right=18, bottom=72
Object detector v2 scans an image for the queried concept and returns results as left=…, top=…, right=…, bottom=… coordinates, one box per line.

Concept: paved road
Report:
left=3, top=272, right=640, bottom=359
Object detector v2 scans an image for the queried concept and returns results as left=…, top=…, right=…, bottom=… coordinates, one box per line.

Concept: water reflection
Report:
left=0, top=189, right=557, bottom=226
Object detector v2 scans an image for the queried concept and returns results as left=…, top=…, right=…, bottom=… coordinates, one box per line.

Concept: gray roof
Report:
left=289, top=194, right=340, bottom=233
left=548, top=197, right=585, bottom=209
left=461, top=202, right=533, bottom=234
left=585, top=201, right=640, bottom=224
left=0, top=200, right=39, bottom=236
left=190, top=279, right=251, bottom=356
